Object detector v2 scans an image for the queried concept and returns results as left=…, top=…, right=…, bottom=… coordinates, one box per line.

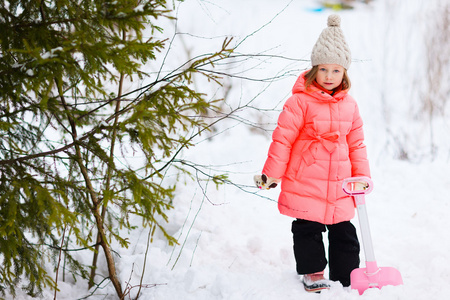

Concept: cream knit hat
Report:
left=311, top=14, right=351, bottom=69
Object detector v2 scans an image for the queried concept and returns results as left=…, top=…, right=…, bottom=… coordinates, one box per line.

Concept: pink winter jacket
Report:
left=262, top=71, right=370, bottom=225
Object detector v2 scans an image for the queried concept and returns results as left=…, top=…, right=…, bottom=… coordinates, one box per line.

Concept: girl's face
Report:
left=315, top=64, right=345, bottom=90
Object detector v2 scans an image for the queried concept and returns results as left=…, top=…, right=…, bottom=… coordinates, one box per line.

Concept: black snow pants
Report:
left=291, top=218, right=360, bottom=287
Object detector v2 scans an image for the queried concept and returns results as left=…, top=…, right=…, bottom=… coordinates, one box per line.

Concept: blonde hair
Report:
left=304, top=66, right=351, bottom=91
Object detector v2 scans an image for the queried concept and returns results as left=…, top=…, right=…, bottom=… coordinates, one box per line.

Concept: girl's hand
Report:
left=352, top=182, right=369, bottom=191
left=254, top=174, right=280, bottom=190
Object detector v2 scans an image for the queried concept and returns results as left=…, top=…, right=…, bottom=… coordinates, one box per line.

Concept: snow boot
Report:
left=302, top=271, right=332, bottom=293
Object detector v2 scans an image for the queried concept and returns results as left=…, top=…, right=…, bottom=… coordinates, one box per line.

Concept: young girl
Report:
left=255, top=15, right=370, bottom=293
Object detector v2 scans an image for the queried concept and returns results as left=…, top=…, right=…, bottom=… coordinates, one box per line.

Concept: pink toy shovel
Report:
left=342, top=177, right=403, bottom=295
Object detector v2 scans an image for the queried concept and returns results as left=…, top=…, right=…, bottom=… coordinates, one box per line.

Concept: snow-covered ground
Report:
left=10, top=0, right=450, bottom=299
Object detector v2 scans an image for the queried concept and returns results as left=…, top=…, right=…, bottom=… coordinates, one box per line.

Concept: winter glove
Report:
left=352, top=181, right=369, bottom=191
left=254, top=174, right=280, bottom=190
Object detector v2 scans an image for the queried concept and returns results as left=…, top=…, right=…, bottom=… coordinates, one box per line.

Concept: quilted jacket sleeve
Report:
left=347, top=102, right=370, bottom=177
left=262, top=95, right=305, bottom=179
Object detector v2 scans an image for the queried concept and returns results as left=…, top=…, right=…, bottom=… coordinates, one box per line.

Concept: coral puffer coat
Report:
left=262, top=71, right=370, bottom=225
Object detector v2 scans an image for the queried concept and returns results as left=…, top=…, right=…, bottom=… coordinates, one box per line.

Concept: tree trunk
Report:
left=56, top=82, right=124, bottom=298
left=88, top=64, right=125, bottom=291
left=92, top=206, right=123, bottom=298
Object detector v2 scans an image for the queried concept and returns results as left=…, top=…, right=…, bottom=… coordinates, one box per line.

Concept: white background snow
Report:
left=9, top=0, right=450, bottom=299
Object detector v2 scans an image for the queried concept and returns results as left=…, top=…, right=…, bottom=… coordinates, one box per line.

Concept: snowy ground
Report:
left=9, top=0, right=450, bottom=299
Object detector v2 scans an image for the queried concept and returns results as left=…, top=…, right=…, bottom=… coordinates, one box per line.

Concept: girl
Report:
left=255, top=15, right=370, bottom=293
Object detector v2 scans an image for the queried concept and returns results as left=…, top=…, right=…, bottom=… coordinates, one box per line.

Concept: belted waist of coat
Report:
left=301, top=131, right=340, bottom=166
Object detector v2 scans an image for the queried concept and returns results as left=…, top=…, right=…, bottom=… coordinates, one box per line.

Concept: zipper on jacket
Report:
left=325, top=102, right=336, bottom=223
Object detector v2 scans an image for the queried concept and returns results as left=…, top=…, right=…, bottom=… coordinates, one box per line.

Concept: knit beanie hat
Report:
left=311, top=14, right=351, bottom=69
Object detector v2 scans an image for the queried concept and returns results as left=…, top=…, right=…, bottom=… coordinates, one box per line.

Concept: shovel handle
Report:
left=343, top=176, right=377, bottom=263
left=342, top=176, right=373, bottom=196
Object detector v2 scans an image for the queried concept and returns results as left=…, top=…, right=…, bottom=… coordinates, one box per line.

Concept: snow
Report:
left=9, top=0, right=450, bottom=299
left=41, top=47, right=63, bottom=59
left=134, top=4, right=145, bottom=13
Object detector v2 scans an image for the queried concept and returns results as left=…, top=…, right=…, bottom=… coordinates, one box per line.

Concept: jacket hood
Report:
left=292, top=70, right=348, bottom=101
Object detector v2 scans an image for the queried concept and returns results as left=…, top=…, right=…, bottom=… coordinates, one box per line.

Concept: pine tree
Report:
left=0, top=0, right=232, bottom=297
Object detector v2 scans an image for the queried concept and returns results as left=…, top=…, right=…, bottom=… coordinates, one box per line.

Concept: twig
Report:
left=171, top=177, right=209, bottom=270
left=135, top=224, right=156, bottom=299
left=234, top=0, right=293, bottom=50
left=54, top=223, right=68, bottom=300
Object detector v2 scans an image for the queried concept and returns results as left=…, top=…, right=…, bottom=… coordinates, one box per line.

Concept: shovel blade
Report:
left=351, top=266, right=403, bottom=295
